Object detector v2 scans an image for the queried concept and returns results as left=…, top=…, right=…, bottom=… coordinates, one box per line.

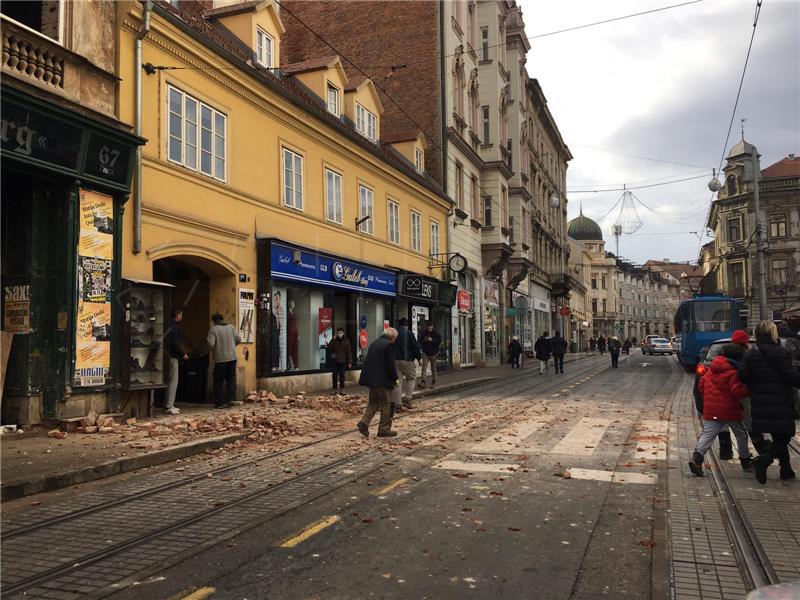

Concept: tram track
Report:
left=1, top=356, right=608, bottom=598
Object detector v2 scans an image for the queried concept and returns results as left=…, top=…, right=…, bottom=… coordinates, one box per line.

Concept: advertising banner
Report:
left=238, top=288, right=255, bottom=344
left=3, top=281, right=30, bottom=334
left=482, top=279, right=499, bottom=308
left=319, top=307, right=333, bottom=365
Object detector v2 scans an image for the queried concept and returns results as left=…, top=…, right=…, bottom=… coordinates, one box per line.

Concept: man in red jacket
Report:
left=689, top=344, right=753, bottom=476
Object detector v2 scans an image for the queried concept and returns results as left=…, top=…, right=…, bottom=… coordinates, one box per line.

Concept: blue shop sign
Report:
left=271, top=243, right=396, bottom=297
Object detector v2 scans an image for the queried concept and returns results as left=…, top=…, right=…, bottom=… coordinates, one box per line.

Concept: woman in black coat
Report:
left=738, top=321, right=800, bottom=483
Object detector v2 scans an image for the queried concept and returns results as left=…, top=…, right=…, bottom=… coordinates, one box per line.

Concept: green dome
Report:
left=568, top=210, right=603, bottom=241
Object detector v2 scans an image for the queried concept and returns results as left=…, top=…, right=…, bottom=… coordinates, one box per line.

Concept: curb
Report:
left=411, top=376, right=502, bottom=400
left=0, top=432, right=249, bottom=502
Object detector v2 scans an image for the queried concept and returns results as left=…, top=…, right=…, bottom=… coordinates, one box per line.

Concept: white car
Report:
left=644, top=337, right=673, bottom=355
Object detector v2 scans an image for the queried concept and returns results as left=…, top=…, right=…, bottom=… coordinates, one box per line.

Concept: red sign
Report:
left=359, top=329, right=368, bottom=349
left=457, top=290, right=472, bottom=312
left=559, top=307, right=571, bottom=316
left=318, top=307, right=333, bottom=334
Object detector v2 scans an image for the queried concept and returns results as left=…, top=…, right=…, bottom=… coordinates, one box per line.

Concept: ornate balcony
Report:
left=550, top=272, right=578, bottom=298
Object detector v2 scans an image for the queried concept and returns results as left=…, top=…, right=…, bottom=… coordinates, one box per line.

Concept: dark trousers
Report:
left=213, top=360, right=237, bottom=406
left=553, top=354, right=564, bottom=373
left=611, top=353, right=619, bottom=368
left=332, top=362, right=346, bottom=389
left=510, top=355, right=520, bottom=368
left=754, top=432, right=792, bottom=465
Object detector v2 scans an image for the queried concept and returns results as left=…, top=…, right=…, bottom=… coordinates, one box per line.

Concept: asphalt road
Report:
left=105, top=351, right=682, bottom=600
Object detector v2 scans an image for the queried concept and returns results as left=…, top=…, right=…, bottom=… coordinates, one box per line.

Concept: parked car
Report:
left=641, top=335, right=659, bottom=352
left=643, top=337, right=672, bottom=355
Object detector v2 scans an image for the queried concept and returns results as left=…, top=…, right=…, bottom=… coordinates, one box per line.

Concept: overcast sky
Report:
left=519, top=0, right=799, bottom=265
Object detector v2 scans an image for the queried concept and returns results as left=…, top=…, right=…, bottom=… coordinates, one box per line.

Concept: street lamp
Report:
left=549, top=192, right=567, bottom=337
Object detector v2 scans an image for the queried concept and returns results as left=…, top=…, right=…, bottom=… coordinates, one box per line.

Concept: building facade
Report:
left=616, top=261, right=680, bottom=340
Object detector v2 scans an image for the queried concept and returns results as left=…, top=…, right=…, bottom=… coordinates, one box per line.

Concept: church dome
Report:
left=727, top=138, right=757, bottom=159
left=568, top=210, right=603, bottom=241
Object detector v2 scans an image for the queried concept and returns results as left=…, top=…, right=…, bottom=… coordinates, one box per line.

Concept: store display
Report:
left=121, top=280, right=169, bottom=389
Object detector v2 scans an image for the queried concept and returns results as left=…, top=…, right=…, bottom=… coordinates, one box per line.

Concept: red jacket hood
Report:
left=709, top=355, right=738, bottom=375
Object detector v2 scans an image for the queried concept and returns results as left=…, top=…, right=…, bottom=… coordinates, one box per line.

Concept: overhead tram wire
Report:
left=569, top=169, right=708, bottom=191
left=567, top=173, right=709, bottom=195
left=575, top=144, right=712, bottom=170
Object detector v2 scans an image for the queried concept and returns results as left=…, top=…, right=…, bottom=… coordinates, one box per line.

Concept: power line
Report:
left=568, top=173, right=709, bottom=194
left=575, top=144, right=712, bottom=169
left=570, top=169, right=708, bottom=190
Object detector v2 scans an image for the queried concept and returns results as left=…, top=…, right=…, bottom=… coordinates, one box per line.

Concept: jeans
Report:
left=166, top=357, right=179, bottom=410
left=213, top=360, right=237, bottom=406
left=553, top=354, right=564, bottom=373
left=360, top=387, right=393, bottom=434
left=421, top=354, right=437, bottom=384
left=331, top=362, right=346, bottom=389
left=694, top=420, right=750, bottom=458
left=539, top=359, right=549, bottom=374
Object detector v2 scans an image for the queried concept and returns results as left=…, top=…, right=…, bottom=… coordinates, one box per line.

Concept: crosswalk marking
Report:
left=466, top=417, right=553, bottom=455
left=552, top=418, right=612, bottom=456
left=434, top=460, right=519, bottom=473
left=632, top=419, right=668, bottom=461
left=568, top=468, right=655, bottom=485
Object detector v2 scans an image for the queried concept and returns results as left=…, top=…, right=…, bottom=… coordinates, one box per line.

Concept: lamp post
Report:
left=550, top=191, right=566, bottom=336
left=751, top=147, right=769, bottom=321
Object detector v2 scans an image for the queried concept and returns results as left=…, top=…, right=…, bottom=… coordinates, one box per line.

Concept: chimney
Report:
left=662, top=258, right=670, bottom=263
left=790, top=153, right=796, bottom=160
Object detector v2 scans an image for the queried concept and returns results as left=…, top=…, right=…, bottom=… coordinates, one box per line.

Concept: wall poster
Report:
left=237, top=288, right=255, bottom=344
left=3, top=281, right=30, bottom=334
left=74, top=189, right=114, bottom=387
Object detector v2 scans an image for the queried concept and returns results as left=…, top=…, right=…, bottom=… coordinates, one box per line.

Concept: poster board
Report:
left=238, top=288, right=255, bottom=344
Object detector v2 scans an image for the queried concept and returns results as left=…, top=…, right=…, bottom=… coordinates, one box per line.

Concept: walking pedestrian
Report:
left=326, top=327, right=352, bottom=392
left=357, top=327, right=400, bottom=438
left=598, top=335, right=607, bottom=355
left=394, top=318, right=422, bottom=410
left=207, top=313, right=241, bottom=408
left=550, top=331, right=567, bottom=374
left=534, top=332, right=552, bottom=375
left=418, top=321, right=441, bottom=389
left=165, top=308, right=188, bottom=415
left=622, top=338, right=632, bottom=355
left=738, top=321, right=800, bottom=484
left=508, top=336, right=523, bottom=369
left=688, top=343, right=753, bottom=476
left=589, top=337, right=597, bottom=352
left=609, top=336, right=621, bottom=368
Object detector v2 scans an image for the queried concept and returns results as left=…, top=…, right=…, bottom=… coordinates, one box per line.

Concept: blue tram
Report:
left=673, top=294, right=745, bottom=367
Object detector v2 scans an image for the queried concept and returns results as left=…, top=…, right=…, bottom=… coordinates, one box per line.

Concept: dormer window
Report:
left=327, top=83, right=340, bottom=117
left=256, top=28, right=274, bottom=68
left=356, top=103, right=377, bottom=142
left=415, top=148, right=424, bottom=173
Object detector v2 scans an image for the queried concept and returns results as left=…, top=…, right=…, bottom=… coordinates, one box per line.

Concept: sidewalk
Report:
left=0, top=353, right=594, bottom=501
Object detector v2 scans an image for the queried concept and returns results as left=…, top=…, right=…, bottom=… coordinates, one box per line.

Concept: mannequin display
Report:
left=270, top=310, right=280, bottom=369
left=287, top=300, right=299, bottom=370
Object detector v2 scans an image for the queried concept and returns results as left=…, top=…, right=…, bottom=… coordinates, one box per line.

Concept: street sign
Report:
left=559, top=307, right=570, bottom=316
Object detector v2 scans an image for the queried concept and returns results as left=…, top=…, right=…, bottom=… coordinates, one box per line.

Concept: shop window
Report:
left=168, top=86, right=226, bottom=181
left=359, top=185, right=374, bottom=234
left=269, top=285, right=335, bottom=372
left=282, top=148, right=303, bottom=210
left=325, top=168, right=342, bottom=223
left=388, top=199, right=400, bottom=244
left=411, top=210, right=421, bottom=252
left=256, top=28, right=274, bottom=68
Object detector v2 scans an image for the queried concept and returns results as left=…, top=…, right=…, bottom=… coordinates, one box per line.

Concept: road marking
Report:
left=632, top=419, right=668, bottom=461
left=180, top=588, right=216, bottom=600
left=552, top=418, right=612, bottom=456
left=434, top=460, right=519, bottom=473
left=642, top=363, right=651, bottom=367
left=467, top=417, right=553, bottom=454
left=371, top=477, right=409, bottom=496
left=277, top=515, right=341, bottom=548
left=568, top=468, right=655, bottom=485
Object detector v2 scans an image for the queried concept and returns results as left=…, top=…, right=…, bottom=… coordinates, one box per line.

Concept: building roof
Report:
left=281, top=56, right=341, bottom=75
left=567, top=209, right=603, bottom=241
left=381, top=129, right=423, bottom=144
left=762, top=155, right=800, bottom=178
left=726, top=138, right=757, bottom=159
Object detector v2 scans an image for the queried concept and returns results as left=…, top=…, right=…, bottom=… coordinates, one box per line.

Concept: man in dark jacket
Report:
left=418, top=322, right=442, bottom=389
left=609, top=336, right=622, bottom=368
left=394, top=318, right=422, bottom=410
left=166, top=309, right=188, bottom=415
left=738, top=321, right=800, bottom=483
left=327, top=327, right=352, bottom=391
left=598, top=335, right=607, bottom=355
left=357, top=328, right=399, bottom=438
left=550, top=331, right=567, bottom=374
left=534, top=333, right=552, bottom=375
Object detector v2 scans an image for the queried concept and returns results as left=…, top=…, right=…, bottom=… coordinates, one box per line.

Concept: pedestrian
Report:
left=207, top=313, right=241, bottom=408
left=550, top=331, right=567, bottom=374
left=508, top=336, right=523, bottom=369
left=534, top=332, right=552, bottom=375
left=738, top=321, right=800, bottom=484
left=688, top=343, right=753, bottom=476
left=357, top=327, right=400, bottom=438
left=394, top=318, right=422, bottom=411
left=418, top=321, right=442, bottom=389
left=622, top=338, right=632, bottom=355
left=589, top=337, right=597, bottom=352
left=632, top=336, right=638, bottom=347
left=326, top=326, right=352, bottom=392
left=165, top=308, right=188, bottom=415
left=598, top=335, right=607, bottom=355
left=609, top=335, right=621, bottom=368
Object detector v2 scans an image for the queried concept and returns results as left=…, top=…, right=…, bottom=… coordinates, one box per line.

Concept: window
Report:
left=500, top=186, right=508, bottom=228
left=693, top=301, right=731, bottom=333
left=591, top=277, right=597, bottom=289
left=728, top=262, right=745, bottom=295
left=726, top=175, right=737, bottom=196
left=256, top=28, right=274, bottom=68
left=411, top=211, right=421, bottom=252
left=602, top=299, right=607, bottom=313
left=772, top=258, right=788, bottom=285
left=325, top=168, right=342, bottom=223
left=468, top=2, right=476, bottom=50
left=770, top=216, right=787, bottom=237
left=430, top=221, right=440, bottom=257
left=168, top=86, right=226, bottom=181
left=388, top=200, right=400, bottom=244
left=455, top=162, right=464, bottom=210
left=592, top=299, right=598, bottom=313
left=483, top=196, right=492, bottom=226
left=727, top=216, right=742, bottom=242
left=282, top=148, right=304, bottom=209
left=359, top=185, right=374, bottom=234
left=327, top=83, right=340, bottom=116
left=2, top=0, right=60, bottom=42
left=356, top=104, right=377, bottom=141
left=415, top=148, right=424, bottom=173
left=471, top=176, right=479, bottom=219
left=482, top=106, right=490, bottom=143
left=481, top=27, right=489, bottom=60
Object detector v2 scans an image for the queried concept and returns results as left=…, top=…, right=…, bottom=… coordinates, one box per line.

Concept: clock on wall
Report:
left=448, top=253, right=468, bottom=273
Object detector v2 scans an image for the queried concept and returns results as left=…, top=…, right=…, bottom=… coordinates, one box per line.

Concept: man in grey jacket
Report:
left=207, top=313, right=241, bottom=408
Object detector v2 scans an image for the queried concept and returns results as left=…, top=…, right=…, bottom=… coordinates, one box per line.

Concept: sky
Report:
left=518, top=0, right=800, bottom=265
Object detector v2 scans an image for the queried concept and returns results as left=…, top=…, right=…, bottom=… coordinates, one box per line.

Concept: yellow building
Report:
left=118, top=0, right=452, bottom=407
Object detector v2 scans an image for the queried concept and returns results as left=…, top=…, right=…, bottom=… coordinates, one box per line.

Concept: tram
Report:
left=673, top=294, right=745, bottom=367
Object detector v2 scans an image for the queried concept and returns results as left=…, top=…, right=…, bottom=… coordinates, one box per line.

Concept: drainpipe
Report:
left=133, top=0, right=152, bottom=254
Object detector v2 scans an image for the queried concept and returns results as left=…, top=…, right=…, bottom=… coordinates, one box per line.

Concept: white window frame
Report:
left=388, top=199, right=400, bottom=244
left=356, top=103, right=377, bottom=142
left=411, top=211, right=422, bottom=252
left=167, top=85, right=226, bottom=182
left=327, top=83, right=340, bottom=117
left=430, top=221, right=440, bottom=257
left=325, top=168, right=342, bottom=224
left=282, top=147, right=304, bottom=210
left=256, top=28, right=274, bottom=68
left=415, top=148, right=424, bottom=173
left=359, top=184, right=374, bottom=234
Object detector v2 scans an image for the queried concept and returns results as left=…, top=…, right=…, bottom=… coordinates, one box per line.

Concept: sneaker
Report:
left=689, top=451, right=705, bottom=476
left=166, top=407, right=180, bottom=415
left=754, top=455, right=770, bottom=485
left=780, top=464, right=796, bottom=480
left=377, top=430, right=398, bottom=438
left=357, top=422, right=369, bottom=437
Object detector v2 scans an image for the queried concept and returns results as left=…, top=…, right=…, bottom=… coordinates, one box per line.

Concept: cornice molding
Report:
left=447, top=127, right=483, bottom=168
left=142, top=203, right=250, bottom=241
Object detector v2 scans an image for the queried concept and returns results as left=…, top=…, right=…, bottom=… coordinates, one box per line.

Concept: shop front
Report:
left=482, top=278, right=501, bottom=365
left=511, top=291, right=533, bottom=353
left=396, top=273, right=455, bottom=370
left=256, top=240, right=396, bottom=392
left=1, top=86, right=144, bottom=424
left=532, top=293, right=551, bottom=338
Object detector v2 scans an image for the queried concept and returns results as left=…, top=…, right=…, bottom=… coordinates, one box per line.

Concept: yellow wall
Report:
left=118, top=5, right=449, bottom=394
